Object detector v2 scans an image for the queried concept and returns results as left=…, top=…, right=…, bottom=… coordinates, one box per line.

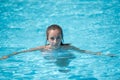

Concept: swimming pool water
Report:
left=0, top=0, right=120, bottom=80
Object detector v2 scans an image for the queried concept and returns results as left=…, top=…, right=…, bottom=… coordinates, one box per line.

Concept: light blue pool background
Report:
left=0, top=0, right=120, bottom=80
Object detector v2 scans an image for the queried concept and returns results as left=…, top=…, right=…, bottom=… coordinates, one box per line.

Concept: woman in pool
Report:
left=0, top=24, right=114, bottom=60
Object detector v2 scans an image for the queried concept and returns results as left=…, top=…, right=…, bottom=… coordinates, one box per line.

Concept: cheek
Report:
left=58, top=39, right=62, bottom=42
left=57, top=39, right=62, bottom=45
left=48, top=39, right=52, bottom=42
left=48, top=39, right=54, bottom=44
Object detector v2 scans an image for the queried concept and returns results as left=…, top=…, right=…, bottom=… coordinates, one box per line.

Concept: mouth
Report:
left=52, top=44, right=60, bottom=48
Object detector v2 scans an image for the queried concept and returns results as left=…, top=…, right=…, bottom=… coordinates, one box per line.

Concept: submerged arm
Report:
left=0, top=46, right=44, bottom=60
left=70, top=46, right=101, bottom=55
left=70, top=45, right=115, bottom=57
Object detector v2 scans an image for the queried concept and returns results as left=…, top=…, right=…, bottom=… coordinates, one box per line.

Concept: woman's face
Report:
left=48, top=29, right=62, bottom=48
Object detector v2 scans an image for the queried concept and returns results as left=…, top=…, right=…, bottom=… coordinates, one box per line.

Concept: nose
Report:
left=53, top=39, right=57, bottom=43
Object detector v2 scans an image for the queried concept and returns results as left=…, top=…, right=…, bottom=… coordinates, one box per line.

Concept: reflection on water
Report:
left=41, top=49, right=76, bottom=73
left=42, top=49, right=76, bottom=67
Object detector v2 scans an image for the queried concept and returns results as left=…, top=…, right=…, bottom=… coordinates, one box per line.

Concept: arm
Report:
left=70, top=45, right=101, bottom=55
left=70, top=45, right=116, bottom=57
left=0, top=46, right=44, bottom=60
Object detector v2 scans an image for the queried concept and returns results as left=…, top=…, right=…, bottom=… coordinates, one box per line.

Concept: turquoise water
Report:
left=0, top=0, right=120, bottom=80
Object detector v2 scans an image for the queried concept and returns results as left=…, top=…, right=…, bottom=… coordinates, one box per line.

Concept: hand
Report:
left=0, top=56, right=9, bottom=60
left=106, top=54, right=116, bottom=57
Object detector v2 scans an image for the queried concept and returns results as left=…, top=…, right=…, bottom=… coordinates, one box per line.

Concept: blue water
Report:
left=0, top=0, right=120, bottom=80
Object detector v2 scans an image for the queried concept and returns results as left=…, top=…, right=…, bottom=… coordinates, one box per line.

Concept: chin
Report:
left=53, top=45, right=60, bottom=48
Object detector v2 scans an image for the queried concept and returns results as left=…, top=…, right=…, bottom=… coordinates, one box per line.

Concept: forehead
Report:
left=48, top=29, right=61, bottom=36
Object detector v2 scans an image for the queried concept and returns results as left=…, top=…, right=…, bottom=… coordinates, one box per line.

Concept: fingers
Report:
left=0, top=52, right=19, bottom=60
left=0, top=56, right=8, bottom=60
left=106, top=54, right=116, bottom=57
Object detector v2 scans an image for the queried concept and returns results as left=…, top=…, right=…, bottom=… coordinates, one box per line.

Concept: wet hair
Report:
left=46, top=24, right=64, bottom=45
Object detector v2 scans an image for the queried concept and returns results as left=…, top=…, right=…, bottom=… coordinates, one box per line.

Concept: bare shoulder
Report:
left=31, top=46, right=50, bottom=52
left=61, top=44, right=73, bottom=49
left=62, top=44, right=84, bottom=51
left=34, top=46, right=45, bottom=49
left=31, top=46, right=46, bottom=51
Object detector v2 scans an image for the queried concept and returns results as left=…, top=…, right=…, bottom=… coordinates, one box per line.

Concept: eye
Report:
left=57, top=36, right=60, bottom=39
left=50, top=37, right=54, bottom=40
